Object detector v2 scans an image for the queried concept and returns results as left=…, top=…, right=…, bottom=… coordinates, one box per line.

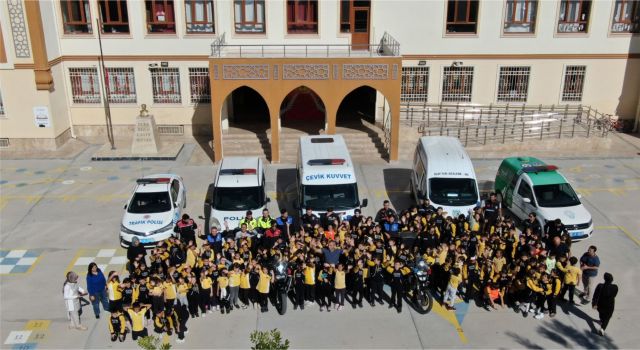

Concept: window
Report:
left=189, top=68, right=210, bottom=103
left=517, top=182, right=534, bottom=204
left=69, top=67, right=101, bottom=104
left=442, top=66, right=474, bottom=102
left=61, top=0, right=92, bottom=34
left=145, top=0, right=175, bottom=33
left=504, top=0, right=537, bottom=33
left=429, top=178, right=478, bottom=206
left=340, top=0, right=350, bottom=32
left=533, top=183, right=581, bottom=208
left=557, top=0, right=592, bottom=33
left=105, top=67, right=136, bottom=103
left=401, top=67, right=429, bottom=102
left=234, top=0, right=265, bottom=33
left=446, top=0, right=479, bottom=34
left=562, top=65, right=586, bottom=102
left=98, top=0, right=130, bottom=33
left=287, top=0, right=318, bottom=33
left=185, top=0, right=215, bottom=33
left=497, top=66, right=531, bottom=102
left=611, top=0, right=640, bottom=33
left=151, top=67, right=181, bottom=104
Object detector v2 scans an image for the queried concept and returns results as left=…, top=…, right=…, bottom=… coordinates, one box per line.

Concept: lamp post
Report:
left=96, top=19, right=115, bottom=150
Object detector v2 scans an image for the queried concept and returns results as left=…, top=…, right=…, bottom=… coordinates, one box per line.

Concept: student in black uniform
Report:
left=108, top=310, right=127, bottom=342
left=186, top=276, right=200, bottom=318
left=368, top=257, right=385, bottom=306
left=349, top=259, right=366, bottom=308
left=293, top=264, right=306, bottom=310
left=387, top=261, right=408, bottom=313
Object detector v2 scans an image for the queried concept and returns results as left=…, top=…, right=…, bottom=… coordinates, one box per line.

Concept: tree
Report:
left=250, top=329, right=290, bottom=350
left=137, top=335, right=172, bottom=350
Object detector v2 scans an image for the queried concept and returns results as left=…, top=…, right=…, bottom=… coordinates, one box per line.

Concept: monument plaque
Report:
left=131, top=104, right=160, bottom=154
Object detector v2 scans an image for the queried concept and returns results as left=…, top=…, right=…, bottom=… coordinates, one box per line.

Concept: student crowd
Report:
left=66, top=194, right=614, bottom=343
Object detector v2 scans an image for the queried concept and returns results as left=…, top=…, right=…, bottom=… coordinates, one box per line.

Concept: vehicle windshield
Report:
left=302, top=183, right=359, bottom=211
left=213, top=186, right=263, bottom=211
left=533, top=183, right=581, bottom=208
left=128, top=192, right=172, bottom=214
left=429, top=178, right=478, bottom=206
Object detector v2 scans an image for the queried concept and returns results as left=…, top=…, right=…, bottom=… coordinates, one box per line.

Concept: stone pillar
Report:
left=24, top=0, right=53, bottom=90
left=131, top=105, right=160, bottom=154
left=269, top=101, right=280, bottom=163
left=324, top=99, right=339, bottom=134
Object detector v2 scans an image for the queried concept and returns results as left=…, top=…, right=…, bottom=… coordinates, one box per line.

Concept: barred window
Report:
left=69, top=67, right=101, bottom=104
left=497, top=66, right=530, bottom=102
left=151, top=67, right=181, bottom=104
left=611, top=0, right=640, bottom=33
left=562, top=65, right=586, bottom=102
left=0, top=90, right=5, bottom=116
left=105, top=67, right=137, bottom=104
left=189, top=68, right=210, bottom=103
left=401, top=67, right=429, bottom=102
left=442, top=66, right=474, bottom=102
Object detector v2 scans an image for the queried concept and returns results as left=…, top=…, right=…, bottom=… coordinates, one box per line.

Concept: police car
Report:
left=495, top=157, right=593, bottom=240
left=207, top=157, right=269, bottom=231
left=120, top=174, right=186, bottom=248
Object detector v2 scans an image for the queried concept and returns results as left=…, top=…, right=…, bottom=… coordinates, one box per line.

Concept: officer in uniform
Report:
left=174, top=214, right=198, bottom=245
left=276, top=209, right=294, bottom=241
left=483, top=193, right=502, bottom=230
left=239, top=211, right=257, bottom=234
left=256, top=209, right=273, bottom=235
left=301, top=207, right=320, bottom=233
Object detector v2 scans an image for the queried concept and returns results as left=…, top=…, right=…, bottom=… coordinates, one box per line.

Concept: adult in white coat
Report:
left=64, top=271, right=88, bottom=330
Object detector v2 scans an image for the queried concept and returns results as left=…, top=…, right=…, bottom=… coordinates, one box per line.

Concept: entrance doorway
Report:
left=229, top=86, right=269, bottom=126
left=349, top=0, right=371, bottom=50
left=280, top=86, right=326, bottom=134
left=337, top=86, right=376, bottom=126
left=221, top=86, right=271, bottom=160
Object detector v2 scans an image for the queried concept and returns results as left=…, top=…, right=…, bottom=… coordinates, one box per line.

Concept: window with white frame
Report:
left=562, top=65, right=586, bottom=102
left=151, top=67, right=181, bottom=104
left=611, top=0, right=640, bottom=33
left=105, top=67, right=137, bottom=103
left=497, top=66, right=530, bottom=102
left=189, top=68, right=210, bottom=103
left=442, top=66, right=474, bottom=102
left=234, top=0, right=265, bottom=33
left=185, top=0, right=215, bottom=33
left=0, top=89, right=5, bottom=117
left=69, top=67, right=101, bottom=104
left=401, top=67, right=429, bottom=102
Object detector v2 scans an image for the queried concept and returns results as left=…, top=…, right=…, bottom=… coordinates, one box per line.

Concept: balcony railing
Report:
left=210, top=32, right=400, bottom=58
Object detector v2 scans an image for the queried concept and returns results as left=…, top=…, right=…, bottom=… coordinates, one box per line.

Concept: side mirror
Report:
left=361, top=198, right=368, bottom=208
left=266, top=197, right=271, bottom=203
left=577, top=194, right=583, bottom=199
left=123, top=204, right=128, bottom=210
left=523, top=197, right=531, bottom=204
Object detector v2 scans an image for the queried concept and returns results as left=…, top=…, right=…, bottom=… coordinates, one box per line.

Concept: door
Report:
left=351, top=7, right=370, bottom=50
left=513, top=179, right=536, bottom=219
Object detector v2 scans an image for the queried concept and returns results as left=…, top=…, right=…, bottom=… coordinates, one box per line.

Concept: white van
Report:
left=297, top=135, right=368, bottom=219
left=208, top=157, right=269, bottom=231
left=410, top=136, right=480, bottom=217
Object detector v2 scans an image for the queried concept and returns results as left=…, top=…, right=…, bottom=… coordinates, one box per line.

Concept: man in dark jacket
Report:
left=127, top=237, right=146, bottom=273
left=174, top=214, right=197, bottom=245
left=592, top=272, right=618, bottom=336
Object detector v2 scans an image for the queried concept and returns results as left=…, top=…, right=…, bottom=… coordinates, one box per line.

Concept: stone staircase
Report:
left=221, top=121, right=389, bottom=164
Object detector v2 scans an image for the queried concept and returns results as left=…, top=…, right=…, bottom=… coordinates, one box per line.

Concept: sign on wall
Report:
left=33, top=106, right=50, bottom=128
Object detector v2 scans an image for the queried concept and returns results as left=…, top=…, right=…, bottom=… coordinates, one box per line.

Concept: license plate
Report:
left=570, top=231, right=583, bottom=238
left=140, top=238, right=153, bottom=244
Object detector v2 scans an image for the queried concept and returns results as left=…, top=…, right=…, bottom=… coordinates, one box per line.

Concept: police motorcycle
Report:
left=272, top=260, right=292, bottom=315
left=407, top=259, right=434, bottom=314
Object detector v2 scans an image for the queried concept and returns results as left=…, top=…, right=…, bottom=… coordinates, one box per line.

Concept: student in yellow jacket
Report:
left=557, top=256, right=582, bottom=304
left=257, top=266, right=272, bottom=313
left=124, top=302, right=150, bottom=340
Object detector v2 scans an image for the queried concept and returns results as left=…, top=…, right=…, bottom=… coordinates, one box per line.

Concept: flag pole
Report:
left=96, top=19, right=115, bottom=150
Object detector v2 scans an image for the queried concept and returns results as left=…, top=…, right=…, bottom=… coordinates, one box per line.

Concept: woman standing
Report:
left=63, top=271, right=88, bottom=330
left=86, top=263, right=109, bottom=319
left=592, top=272, right=618, bottom=336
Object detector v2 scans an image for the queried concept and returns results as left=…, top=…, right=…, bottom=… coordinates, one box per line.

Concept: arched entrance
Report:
left=280, top=86, right=326, bottom=134
left=221, top=86, right=272, bottom=160
left=335, top=85, right=391, bottom=161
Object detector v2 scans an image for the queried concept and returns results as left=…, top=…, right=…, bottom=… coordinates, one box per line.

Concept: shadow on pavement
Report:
left=505, top=318, right=618, bottom=349
left=383, top=168, right=413, bottom=211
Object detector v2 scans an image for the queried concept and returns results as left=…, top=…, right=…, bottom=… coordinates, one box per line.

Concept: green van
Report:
left=495, top=157, right=593, bottom=240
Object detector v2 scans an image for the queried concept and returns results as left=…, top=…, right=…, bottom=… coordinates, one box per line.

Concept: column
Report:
left=24, top=0, right=52, bottom=90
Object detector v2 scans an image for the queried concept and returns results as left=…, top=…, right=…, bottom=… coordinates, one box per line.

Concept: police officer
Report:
left=276, top=208, right=294, bottom=241
left=523, top=212, right=543, bottom=237
left=301, top=207, right=319, bottom=232
left=375, top=200, right=397, bottom=224
left=483, top=193, right=502, bottom=228
left=322, top=207, right=341, bottom=229
left=239, top=211, right=257, bottom=233
left=174, top=214, right=198, bottom=245
left=256, top=209, right=273, bottom=235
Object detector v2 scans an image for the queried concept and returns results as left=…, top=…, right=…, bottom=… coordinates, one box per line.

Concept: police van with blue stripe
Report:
left=296, top=135, right=367, bottom=220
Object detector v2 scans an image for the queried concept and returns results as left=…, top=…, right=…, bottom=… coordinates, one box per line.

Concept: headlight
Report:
left=418, top=260, right=426, bottom=267
left=150, top=222, right=173, bottom=235
left=121, top=224, right=139, bottom=235
left=276, top=263, right=286, bottom=273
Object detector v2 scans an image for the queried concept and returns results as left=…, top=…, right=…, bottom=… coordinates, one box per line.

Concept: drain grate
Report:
left=157, top=125, right=184, bottom=135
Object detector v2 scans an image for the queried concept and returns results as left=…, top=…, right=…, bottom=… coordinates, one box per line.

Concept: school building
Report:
left=0, top=0, right=639, bottom=162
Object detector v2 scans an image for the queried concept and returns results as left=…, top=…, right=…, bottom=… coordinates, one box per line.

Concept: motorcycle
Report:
left=273, top=261, right=292, bottom=315
left=407, top=259, right=434, bottom=314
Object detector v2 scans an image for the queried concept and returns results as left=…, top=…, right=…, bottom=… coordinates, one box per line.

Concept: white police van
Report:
left=410, top=136, right=480, bottom=218
left=208, top=157, right=269, bottom=231
left=296, top=135, right=367, bottom=220
left=120, top=174, right=186, bottom=248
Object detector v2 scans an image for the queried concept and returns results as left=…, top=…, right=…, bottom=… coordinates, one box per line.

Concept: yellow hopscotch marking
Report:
left=595, top=226, right=640, bottom=247
left=431, top=300, right=468, bottom=344
left=24, top=320, right=50, bottom=331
